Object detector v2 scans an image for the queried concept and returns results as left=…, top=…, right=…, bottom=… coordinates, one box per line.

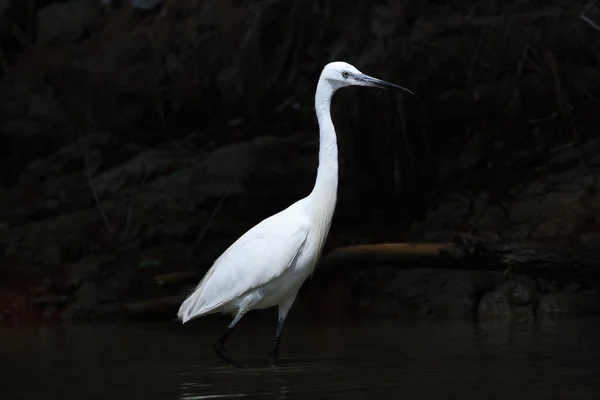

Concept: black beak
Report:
left=357, top=74, right=413, bottom=94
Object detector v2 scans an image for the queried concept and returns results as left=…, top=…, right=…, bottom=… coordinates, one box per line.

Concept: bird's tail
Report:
left=176, top=263, right=220, bottom=323
left=177, top=289, right=198, bottom=323
left=177, top=285, right=213, bottom=324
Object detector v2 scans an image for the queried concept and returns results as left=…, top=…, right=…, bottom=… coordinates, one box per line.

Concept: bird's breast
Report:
left=292, top=225, right=331, bottom=278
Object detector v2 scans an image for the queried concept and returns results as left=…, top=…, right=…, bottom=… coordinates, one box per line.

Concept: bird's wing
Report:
left=178, top=212, right=310, bottom=322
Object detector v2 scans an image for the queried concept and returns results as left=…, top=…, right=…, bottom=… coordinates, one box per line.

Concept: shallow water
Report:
left=2, top=318, right=600, bottom=399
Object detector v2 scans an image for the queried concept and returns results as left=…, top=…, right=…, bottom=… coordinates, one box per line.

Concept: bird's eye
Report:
left=341, top=71, right=350, bottom=79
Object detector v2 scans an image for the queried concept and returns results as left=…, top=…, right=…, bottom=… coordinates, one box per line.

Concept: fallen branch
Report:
left=323, top=242, right=452, bottom=264
left=121, top=294, right=186, bottom=315
left=314, top=241, right=466, bottom=282
left=154, top=270, right=202, bottom=286
left=316, top=231, right=600, bottom=281
left=581, top=1, right=600, bottom=32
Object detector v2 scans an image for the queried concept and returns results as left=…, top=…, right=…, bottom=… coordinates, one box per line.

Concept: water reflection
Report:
left=2, top=319, right=600, bottom=399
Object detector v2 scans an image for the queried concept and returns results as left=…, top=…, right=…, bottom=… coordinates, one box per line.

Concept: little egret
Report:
left=177, top=61, right=412, bottom=367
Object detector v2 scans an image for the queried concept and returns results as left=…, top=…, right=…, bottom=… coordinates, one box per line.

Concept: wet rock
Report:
left=476, top=278, right=536, bottom=321
left=314, top=267, right=503, bottom=321
left=477, top=290, right=514, bottom=320
left=536, top=286, right=600, bottom=318
left=568, top=289, right=600, bottom=314
left=386, top=269, right=430, bottom=305
left=508, top=280, right=534, bottom=306
left=536, top=293, right=567, bottom=317
left=536, top=278, right=558, bottom=293
left=67, top=281, right=117, bottom=319
left=60, top=254, right=141, bottom=320
left=427, top=293, right=475, bottom=320
left=421, top=271, right=482, bottom=319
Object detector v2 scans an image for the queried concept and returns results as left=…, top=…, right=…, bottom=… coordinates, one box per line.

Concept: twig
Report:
left=123, top=163, right=151, bottom=239
left=85, top=156, right=115, bottom=238
left=122, top=294, right=187, bottom=315
left=581, top=1, right=600, bottom=31
left=397, top=99, right=414, bottom=185
left=124, top=200, right=134, bottom=239
left=0, top=17, right=34, bottom=48
left=528, top=111, right=559, bottom=124
left=154, top=270, right=201, bottom=286
left=466, top=26, right=487, bottom=87
left=185, top=182, right=231, bottom=261
left=322, top=243, right=452, bottom=265
left=517, top=43, right=530, bottom=77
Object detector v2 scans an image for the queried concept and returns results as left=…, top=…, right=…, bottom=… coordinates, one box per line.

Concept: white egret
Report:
left=177, top=61, right=412, bottom=367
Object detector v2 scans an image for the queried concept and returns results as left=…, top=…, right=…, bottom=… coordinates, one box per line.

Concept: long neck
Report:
left=306, top=78, right=338, bottom=221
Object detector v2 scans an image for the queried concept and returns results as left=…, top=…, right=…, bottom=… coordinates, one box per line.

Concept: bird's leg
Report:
left=214, top=311, right=245, bottom=368
left=269, top=317, right=285, bottom=366
left=269, top=292, right=298, bottom=366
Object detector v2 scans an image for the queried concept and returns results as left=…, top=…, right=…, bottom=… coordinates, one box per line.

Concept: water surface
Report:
left=2, top=318, right=600, bottom=399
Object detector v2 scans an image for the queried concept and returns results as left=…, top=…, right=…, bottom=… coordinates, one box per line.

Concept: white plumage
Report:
left=177, top=61, right=412, bottom=367
left=178, top=209, right=311, bottom=322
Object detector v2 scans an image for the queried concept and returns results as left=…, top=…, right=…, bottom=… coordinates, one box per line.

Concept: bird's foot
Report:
left=214, top=341, right=243, bottom=368
left=269, top=337, right=281, bottom=366
left=269, top=355, right=278, bottom=366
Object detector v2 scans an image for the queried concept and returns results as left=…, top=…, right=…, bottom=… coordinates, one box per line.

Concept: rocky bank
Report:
left=2, top=0, right=600, bottom=324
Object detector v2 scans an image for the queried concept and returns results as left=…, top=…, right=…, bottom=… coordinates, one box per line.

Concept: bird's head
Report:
left=320, top=61, right=413, bottom=94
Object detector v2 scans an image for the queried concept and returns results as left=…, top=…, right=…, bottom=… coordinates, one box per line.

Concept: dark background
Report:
left=1, top=0, right=600, bottom=324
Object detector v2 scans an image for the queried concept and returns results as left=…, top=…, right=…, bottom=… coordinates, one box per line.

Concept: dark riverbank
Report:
left=2, top=1, right=600, bottom=324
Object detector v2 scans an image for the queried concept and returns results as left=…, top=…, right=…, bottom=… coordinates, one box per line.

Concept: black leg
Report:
left=269, top=317, right=285, bottom=366
left=214, top=312, right=245, bottom=368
